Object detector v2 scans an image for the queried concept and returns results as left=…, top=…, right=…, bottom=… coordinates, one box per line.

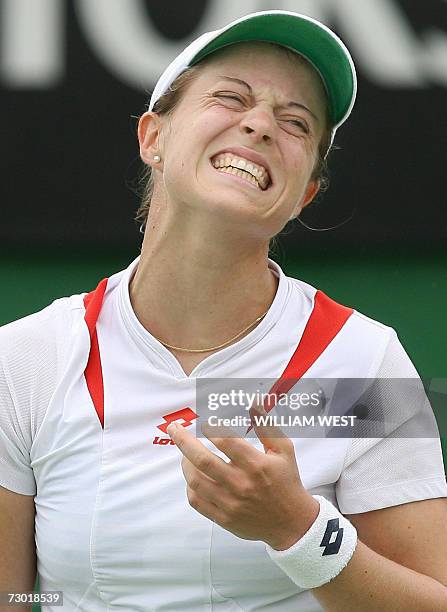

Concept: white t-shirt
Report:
left=0, top=256, right=446, bottom=612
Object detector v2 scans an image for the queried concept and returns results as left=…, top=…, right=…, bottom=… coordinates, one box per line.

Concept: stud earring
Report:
left=153, top=155, right=161, bottom=163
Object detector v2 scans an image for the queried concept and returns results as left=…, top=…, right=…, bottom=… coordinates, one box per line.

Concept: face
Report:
left=140, top=41, right=328, bottom=239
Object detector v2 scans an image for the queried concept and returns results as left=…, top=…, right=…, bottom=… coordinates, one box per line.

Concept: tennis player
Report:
left=1, top=10, right=447, bottom=611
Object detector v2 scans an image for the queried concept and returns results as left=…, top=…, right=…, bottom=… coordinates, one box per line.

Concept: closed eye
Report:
left=215, top=93, right=244, bottom=103
left=286, top=119, right=309, bottom=133
left=213, top=92, right=311, bottom=134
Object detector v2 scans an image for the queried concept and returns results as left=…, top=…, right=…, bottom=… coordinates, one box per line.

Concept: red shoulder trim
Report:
left=280, top=290, right=353, bottom=381
left=247, top=290, right=353, bottom=431
left=83, top=278, right=108, bottom=428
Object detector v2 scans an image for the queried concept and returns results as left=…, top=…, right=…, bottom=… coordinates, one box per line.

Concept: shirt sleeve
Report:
left=0, top=353, right=36, bottom=495
left=336, top=329, right=447, bottom=514
left=0, top=301, right=68, bottom=496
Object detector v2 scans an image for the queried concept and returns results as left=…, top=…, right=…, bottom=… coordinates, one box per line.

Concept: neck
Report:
left=129, top=209, right=278, bottom=353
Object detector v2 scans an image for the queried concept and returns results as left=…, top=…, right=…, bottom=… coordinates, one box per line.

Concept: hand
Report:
left=167, top=404, right=320, bottom=551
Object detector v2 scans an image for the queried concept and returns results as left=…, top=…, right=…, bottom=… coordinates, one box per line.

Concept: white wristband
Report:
left=265, top=495, right=358, bottom=589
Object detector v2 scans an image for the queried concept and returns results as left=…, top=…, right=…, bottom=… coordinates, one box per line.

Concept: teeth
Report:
left=217, top=166, right=261, bottom=188
left=212, top=153, right=270, bottom=188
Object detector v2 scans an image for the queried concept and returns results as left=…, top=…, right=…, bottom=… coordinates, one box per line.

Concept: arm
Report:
left=311, top=497, right=447, bottom=610
left=312, top=499, right=447, bottom=610
left=0, top=486, right=36, bottom=612
left=167, top=416, right=447, bottom=610
left=311, top=332, right=447, bottom=609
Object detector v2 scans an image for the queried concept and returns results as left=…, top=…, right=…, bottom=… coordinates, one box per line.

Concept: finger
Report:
left=201, top=420, right=262, bottom=468
left=167, top=421, right=229, bottom=482
left=182, top=457, right=235, bottom=506
left=248, top=404, right=291, bottom=454
left=186, top=485, right=228, bottom=525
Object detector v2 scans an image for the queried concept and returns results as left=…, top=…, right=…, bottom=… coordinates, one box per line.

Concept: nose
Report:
left=239, top=106, right=275, bottom=144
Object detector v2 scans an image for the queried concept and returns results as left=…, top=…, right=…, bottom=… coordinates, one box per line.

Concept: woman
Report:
left=1, top=10, right=446, bottom=612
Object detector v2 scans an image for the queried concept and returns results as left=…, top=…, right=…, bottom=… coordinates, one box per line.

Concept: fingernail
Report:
left=253, top=403, right=266, bottom=415
left=167, top=422, right=179, bottom=435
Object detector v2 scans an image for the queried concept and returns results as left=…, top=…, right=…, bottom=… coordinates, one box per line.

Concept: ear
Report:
left=291, top=179, right=320, bottom=219
left=138, top=111, right=163, bottom=167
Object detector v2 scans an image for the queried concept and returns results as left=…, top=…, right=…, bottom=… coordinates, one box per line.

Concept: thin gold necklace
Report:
left=154, top=308, right=270, bottom=353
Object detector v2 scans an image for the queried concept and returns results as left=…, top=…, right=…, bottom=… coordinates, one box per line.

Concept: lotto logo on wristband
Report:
left=266, top=496, right=358, bottom=589
left=320, top=518, right=344, bottom=556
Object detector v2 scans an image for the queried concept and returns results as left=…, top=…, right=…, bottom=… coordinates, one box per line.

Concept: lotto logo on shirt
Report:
left=153, top=407, right=198, bottom=446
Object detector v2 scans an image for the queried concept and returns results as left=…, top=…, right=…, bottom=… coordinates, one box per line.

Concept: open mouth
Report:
left=210, top=154, right=272, bottom=191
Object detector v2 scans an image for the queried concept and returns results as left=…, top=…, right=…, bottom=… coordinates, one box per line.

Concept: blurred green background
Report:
left=1, top=247, right=445, bottom=612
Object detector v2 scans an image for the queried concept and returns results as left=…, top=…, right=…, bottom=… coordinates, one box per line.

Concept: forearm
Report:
left=0, top=488, right=36, bottom=612
left=312, top=539, right=447, bottom=611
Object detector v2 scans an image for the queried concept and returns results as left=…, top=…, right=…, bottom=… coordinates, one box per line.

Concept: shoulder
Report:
left=0, top=258, right=133, bottom=370
left=290, top=275, right=396, bottom=339
left=286, top=274, right=418, bottom=380
left=0, top=296, right=83, bottom=492
left=0, top=294, right=85, bottom=364
left=0, top=294, right=87, bottom=439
